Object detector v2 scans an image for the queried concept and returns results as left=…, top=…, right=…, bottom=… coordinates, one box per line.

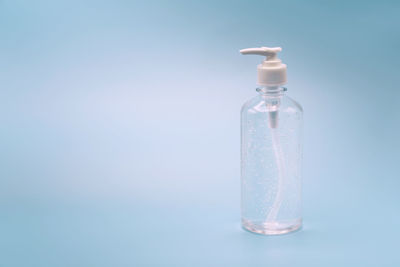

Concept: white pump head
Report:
left=240, top=47, right=287, bottom=86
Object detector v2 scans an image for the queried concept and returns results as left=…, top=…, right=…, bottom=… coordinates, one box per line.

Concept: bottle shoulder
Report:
left=241, top=96, right=258, bottom=113
left=241, top=94, right=303, bottom=115
left=285, top=95, right=303, bottom=113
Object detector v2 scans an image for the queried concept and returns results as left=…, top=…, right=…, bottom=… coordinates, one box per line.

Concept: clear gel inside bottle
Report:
left=241, top=86, right=303, bottom=235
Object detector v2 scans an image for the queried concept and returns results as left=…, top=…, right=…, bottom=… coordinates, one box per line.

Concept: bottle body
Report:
left=241, top=87, right=303, bottom=235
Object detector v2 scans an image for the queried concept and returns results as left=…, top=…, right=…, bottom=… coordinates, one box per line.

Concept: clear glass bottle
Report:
left=241, top=86, right=303, bottom=235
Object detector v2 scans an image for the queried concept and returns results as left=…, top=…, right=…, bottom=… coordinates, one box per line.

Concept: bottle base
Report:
left=242, top=218, right=302, bottom=235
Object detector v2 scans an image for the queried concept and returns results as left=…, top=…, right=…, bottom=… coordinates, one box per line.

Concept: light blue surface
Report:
left=1, top=0, right=400, bottom=266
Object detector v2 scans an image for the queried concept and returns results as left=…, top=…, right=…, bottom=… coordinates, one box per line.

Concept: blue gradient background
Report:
left=1, top=0, right=399, bottom=266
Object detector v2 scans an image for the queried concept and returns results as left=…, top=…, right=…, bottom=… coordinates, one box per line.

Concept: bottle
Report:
left=240, top=47, right=303, bottom=235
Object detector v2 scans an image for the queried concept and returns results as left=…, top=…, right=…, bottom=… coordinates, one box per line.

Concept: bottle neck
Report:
left=256, top=86, right=287, bottom=97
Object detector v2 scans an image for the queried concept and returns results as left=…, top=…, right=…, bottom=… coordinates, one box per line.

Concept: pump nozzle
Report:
left=240, top=46, right=287, bottom=86
left=240, top=47, right=282, bottom=61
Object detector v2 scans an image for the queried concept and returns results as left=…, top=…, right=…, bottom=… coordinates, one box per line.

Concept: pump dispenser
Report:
left=240, top=46, right=303, bottom=235
left=240, top=47, right=286, bottom=86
